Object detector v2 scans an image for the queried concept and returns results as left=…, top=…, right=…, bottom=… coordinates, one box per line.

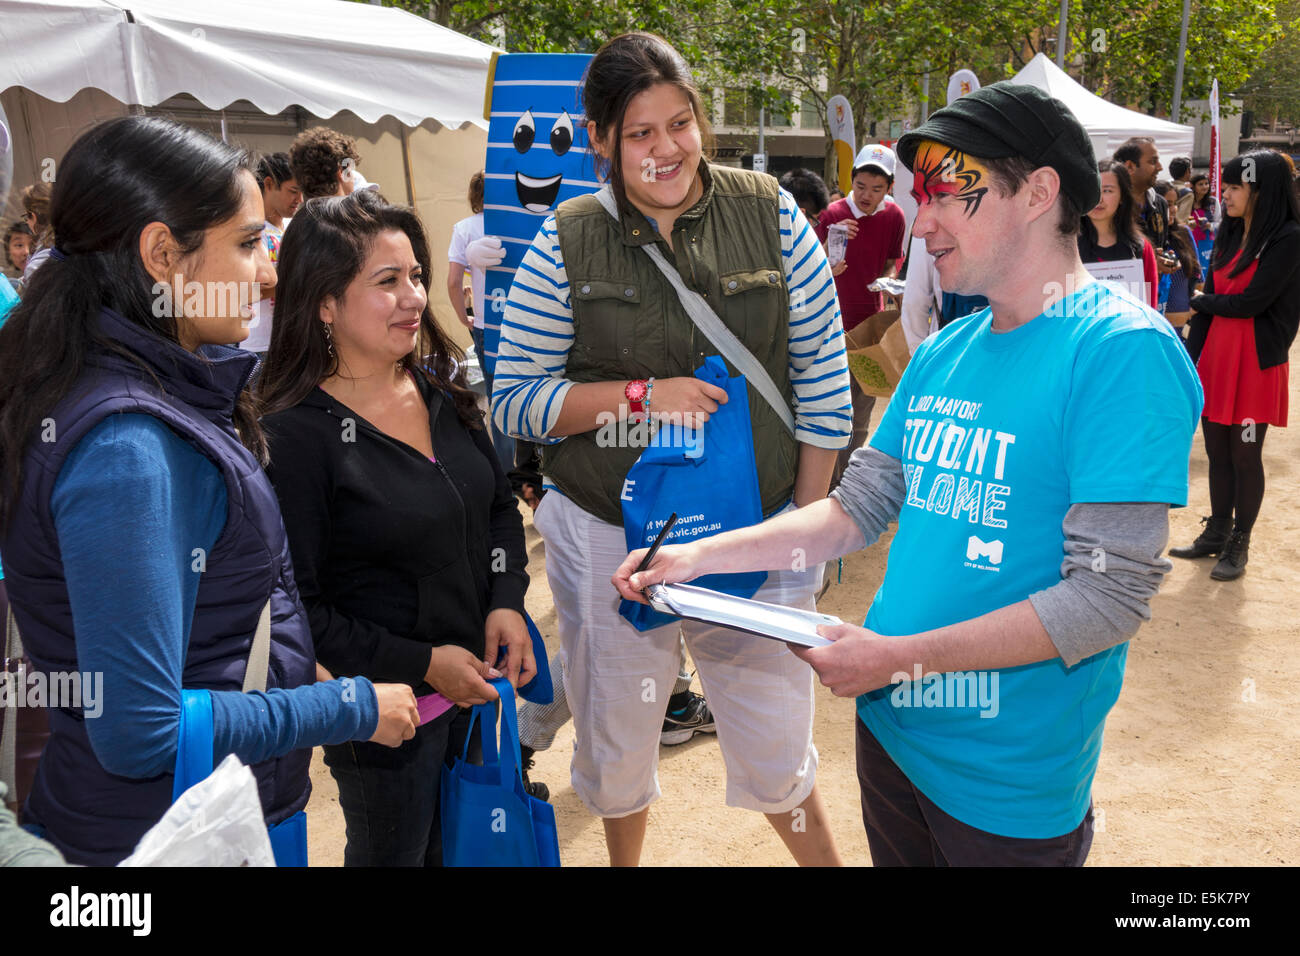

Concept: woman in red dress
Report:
left=1172, top=150, right=1300, bottom=579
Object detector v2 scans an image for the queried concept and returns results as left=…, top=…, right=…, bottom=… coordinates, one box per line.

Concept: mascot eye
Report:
left=513, top=111, right=536, bottom=153
left=550, top=111, right=573, bottom=156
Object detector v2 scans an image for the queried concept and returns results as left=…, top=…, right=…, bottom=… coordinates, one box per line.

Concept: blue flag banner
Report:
left=1195, top=237, right=1214, bottom=275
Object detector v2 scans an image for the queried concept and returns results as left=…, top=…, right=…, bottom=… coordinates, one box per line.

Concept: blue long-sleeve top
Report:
left=50, top=413, right=379, bottom=779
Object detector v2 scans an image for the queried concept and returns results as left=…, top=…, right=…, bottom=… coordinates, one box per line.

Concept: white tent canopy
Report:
left=0, top=0, right=497, bottom=129
left=1011, top=53, right=1195, bottom=162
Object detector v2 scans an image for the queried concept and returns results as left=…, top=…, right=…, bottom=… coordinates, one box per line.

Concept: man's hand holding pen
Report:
left=612, top=541, right=707, bottom=605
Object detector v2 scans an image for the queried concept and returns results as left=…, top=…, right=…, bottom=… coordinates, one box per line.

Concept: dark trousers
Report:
left=831, top=378, right=876, bottom=490
left=855, top=717, right=1094, bottom=866
left=323, top=705, right=478, bottom=867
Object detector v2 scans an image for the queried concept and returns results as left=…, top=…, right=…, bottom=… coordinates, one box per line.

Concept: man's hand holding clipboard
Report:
left=612, top=512, right=860, bottom=655
left=615, top=522, right=897, bottom=693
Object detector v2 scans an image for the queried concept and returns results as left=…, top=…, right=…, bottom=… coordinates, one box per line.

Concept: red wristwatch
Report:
left=625, top=379, right=648, bottom=415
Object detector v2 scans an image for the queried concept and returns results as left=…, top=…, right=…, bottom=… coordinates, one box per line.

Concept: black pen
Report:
left=635, top=511, right=678, bottom=581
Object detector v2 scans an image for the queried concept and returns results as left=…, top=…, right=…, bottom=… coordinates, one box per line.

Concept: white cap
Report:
left=349, top=168, right=382, bottom=192
left=852, top=143, right=896, bottom=177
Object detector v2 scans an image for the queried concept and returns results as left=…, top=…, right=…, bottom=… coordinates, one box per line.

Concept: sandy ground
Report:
left=307, top=342, right=1300, bottom=867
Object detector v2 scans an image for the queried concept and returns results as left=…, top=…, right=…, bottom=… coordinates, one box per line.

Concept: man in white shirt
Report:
left=244, top=153, right=301, bottom=357
left=447, top=171, right=512, bottom=471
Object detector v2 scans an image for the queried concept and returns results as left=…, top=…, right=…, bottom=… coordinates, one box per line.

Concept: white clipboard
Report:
left=645, top=583, right=838, bottom=648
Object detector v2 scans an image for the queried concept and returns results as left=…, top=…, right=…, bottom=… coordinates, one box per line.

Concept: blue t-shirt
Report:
left=1, top=279, right=21, bottom=574
left=858, top=281, right=1203, bottom=838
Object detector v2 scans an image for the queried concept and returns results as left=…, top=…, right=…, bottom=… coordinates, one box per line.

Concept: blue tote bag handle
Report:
left=171, top=688, right=308, bottom=866
left=507, top=613, right=553, bottom=706
left=461, top=677, right=520, bottom=790
left=172, top=689, right=214, bottom=802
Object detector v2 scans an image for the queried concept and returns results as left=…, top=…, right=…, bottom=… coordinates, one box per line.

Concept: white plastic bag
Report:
left=119, top=754, right=275, bottom=867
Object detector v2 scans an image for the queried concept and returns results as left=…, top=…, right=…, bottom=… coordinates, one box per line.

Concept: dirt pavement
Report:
left=307, top=343, right=1300, bottom=866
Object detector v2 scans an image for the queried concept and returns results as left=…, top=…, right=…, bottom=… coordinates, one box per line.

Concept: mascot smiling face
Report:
left=510, top=107, right=577, bottom=212
left=481, top=52, right=595, bottom=376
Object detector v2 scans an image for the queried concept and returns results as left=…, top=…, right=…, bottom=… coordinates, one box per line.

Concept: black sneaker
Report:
left=519, top=745, right=550, bottom=803
left=660, top=692, right=717, bottom=746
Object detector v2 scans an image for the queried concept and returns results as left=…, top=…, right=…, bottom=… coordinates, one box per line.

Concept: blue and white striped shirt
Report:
left=492, top=186, right=852, bottom=450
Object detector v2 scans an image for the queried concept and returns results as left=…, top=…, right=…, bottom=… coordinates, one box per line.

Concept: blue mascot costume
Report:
left=480, top=52, right=595, bottom=377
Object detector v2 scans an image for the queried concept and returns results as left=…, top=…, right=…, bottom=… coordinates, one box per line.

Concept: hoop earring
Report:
left=322, top=322, right=334, bottom=357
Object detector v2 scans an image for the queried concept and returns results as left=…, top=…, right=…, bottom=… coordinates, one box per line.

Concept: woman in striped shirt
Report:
left=493, top=32, right=851, bottom=866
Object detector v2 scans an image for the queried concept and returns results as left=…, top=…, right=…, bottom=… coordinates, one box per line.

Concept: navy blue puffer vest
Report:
left=1, top=307, right=316, bottom=865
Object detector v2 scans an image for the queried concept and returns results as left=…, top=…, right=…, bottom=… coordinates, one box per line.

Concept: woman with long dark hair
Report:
left=256, top=189, right=534, bottom=867
left=1077, top=160, right=1159, bottom=308
left=1188, top=173, right=1219, bottom=279
left=0, top=116, right=418, bottom=865
left=1189, top=173, right=1220, bottom=232
left=1171, top=150, right=1300, bottom=579
left=1156, top=180, right=1204, bottom=327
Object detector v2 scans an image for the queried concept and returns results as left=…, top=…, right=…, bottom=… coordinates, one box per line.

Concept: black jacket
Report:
left=1188, top=220, right=1300, bottom=371
left=1138, top=188, right=1170, bottom=250
left=263, top=374, right=528, bottom=689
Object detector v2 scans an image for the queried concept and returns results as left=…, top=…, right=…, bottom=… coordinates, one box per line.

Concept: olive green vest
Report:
left=548, top=163, right=798, bottom=526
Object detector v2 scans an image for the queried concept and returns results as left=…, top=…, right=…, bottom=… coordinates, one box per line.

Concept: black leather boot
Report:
left=1210, top=529, right=1250, bottom=581
left=1169, top=515, right=1232, bottom=559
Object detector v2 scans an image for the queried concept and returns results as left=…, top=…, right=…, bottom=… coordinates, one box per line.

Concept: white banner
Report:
left=1209, top=78, right=1221, bottom=219
left=827, top=95, right=856, bottom=195
left=946, top=69, right=980, bottom=104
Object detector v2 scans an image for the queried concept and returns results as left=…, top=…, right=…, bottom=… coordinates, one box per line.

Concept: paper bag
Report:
left=845, top=311, right=910, bottom=398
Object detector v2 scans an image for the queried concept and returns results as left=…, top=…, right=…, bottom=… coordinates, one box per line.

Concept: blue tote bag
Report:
left=512, top=613, right=553, bottom=706
left=618, top=355, right=767, bottom=631
left=172, top=688, right=308, bottom=867
left=441, top=678, right=560, bottom=867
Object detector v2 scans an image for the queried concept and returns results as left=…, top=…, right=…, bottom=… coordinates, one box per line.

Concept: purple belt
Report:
left=417, top=693, right=455, bottom=725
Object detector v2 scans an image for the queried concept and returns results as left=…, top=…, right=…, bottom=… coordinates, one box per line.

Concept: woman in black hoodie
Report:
left=257, top=190, right=533, bottom=866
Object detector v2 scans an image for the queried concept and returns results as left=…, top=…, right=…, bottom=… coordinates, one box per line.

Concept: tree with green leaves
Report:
left=355, top=0, right=1287, bottom=150
left=1236, top=0, right=1300, bottom=126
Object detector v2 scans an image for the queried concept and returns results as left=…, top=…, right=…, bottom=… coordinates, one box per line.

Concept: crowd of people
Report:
left=0, top=29, right=1297, bottom=868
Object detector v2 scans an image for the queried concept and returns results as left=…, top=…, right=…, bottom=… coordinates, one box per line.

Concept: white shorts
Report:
left=531, top=490, right=821, bottom=818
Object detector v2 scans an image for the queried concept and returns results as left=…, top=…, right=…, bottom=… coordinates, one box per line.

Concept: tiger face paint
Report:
left=910, top=140, right=991, bottom=219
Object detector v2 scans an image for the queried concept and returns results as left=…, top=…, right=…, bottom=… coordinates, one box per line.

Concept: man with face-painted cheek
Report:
left=617, top=83, right=1204, bottom=865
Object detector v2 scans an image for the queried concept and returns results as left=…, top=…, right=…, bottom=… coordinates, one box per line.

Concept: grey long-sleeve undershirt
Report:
left=828, top=445, right=1173, bottom=668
